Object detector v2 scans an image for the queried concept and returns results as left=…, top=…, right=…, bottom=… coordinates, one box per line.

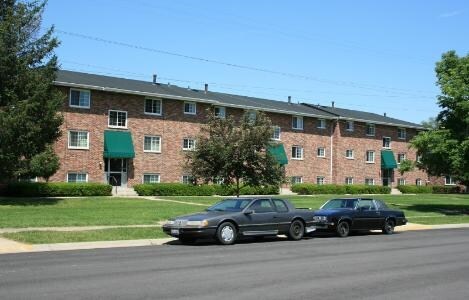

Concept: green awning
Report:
left=103, top=130, right=135, bottom=158
left=268, top=143, right=288, bottom=165
left=381, top=150, right=397, bottom=169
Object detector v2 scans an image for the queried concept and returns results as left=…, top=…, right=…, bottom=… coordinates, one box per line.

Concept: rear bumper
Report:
left=162, top=226, right=217, bottom=239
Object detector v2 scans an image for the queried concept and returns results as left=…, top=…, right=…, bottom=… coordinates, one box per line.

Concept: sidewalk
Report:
left=1, top=223, right=469, bottom=255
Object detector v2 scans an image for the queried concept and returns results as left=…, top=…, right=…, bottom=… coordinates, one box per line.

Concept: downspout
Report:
left=330, top=119, right=334, bottom=184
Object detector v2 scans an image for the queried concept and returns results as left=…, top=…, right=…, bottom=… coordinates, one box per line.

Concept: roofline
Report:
left=54, top=80, right=336, bottom=119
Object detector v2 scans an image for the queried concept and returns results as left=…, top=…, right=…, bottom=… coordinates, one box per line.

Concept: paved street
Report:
left=1, top=229, right=468, bottom=300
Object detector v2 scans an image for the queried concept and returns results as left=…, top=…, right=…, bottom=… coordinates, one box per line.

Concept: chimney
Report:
left=152, top=74, right=157, bottom=84
left=288, top=96, right=291, bottom=104
left=332, top=101, right=335, bottom=108
left=204, top=83, right=208, bottom=94
left=384, top=112, right=387, bottom=117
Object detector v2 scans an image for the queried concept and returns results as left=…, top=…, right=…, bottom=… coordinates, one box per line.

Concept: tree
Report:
left=0, top=0, right=63, bottom=181
left=420, top=117, right=439, bottom=130
left=186, top=110, right=285, bottom=197
left=397, top=159, right=414, bottom=176
left=411, top=51, right=469, bottom=186
left=28, top=145, right=60, bottom=182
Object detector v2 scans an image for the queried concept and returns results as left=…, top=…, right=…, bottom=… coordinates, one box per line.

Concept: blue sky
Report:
left=42, top=0, right=469, bottom=123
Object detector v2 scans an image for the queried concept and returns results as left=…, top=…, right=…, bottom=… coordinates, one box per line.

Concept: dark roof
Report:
left=303, top=104, right=424, bottom=129
left=55, top=70, right=334, bottom=118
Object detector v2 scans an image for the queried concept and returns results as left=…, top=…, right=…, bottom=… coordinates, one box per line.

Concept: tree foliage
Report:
left=0, top=0, right=63, bottom=180
left=397, top=159, right=414, bottom=176
left=186, top=110, right=285, bottom=197
left=29, top=145, right=60, bottom=181
left=412, top=51, right=469, bottom=186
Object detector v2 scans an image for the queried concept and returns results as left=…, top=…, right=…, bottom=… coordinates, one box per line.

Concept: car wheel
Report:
left=287, top=220, right=305, bottom=240
left=179, top=237, right=197, bottom=245
left=216, top=222, right=237, bottom=245
left=382, top=219, right=395, bottom=235
left=336, top=221, right=350, bottom=237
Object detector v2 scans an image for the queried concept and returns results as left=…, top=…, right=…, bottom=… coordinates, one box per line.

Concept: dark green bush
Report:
left=291, top=184, right=391, bottom=195
left=431, top=185, right=461, bottom=194
left=397, top=185, right=432, bottom=193
left=214, top=184, right=279, bottom=196
left=133, top=183, right=215, bottom=196
left=5, top=182, right=112, bottom=197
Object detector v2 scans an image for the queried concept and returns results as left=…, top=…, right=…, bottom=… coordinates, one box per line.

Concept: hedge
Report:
left=291, top=184, right=391, bottom=195
left=214, top=184, right=279, bottom=196
left=133, top=183, right=280, bottom=196
left=397, top=185, right=461, bottom=194
left=4, top=182, right=112, bottom=197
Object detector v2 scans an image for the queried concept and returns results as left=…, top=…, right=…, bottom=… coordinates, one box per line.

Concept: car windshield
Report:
left=321, top=199, right=358, bottom=210
left=206, top=199, right=252, bottom=212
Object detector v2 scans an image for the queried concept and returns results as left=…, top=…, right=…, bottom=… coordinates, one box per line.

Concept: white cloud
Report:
left=438, top=10, right=463, bottom=18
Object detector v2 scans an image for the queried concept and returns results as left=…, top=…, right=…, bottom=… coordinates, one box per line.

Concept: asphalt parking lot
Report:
left=1, top=228, right=468, bottom=300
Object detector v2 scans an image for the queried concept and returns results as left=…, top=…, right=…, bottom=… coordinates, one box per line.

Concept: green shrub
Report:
left=397, top=185, right=432, bottom=194
left=133, top=183, right=215, bottom=196
left=291, top=184, right=391, bottom=195
left=5, top=182, right=112, bottom=197
left=214, top=184, right=279, bottom=196
left=431, top=185, right=461, bottom=194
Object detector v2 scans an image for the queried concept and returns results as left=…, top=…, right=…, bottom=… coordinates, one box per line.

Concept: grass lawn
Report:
left=2, top=227, right=167, bottom=244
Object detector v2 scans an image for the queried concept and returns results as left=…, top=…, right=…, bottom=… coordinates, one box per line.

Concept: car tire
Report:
left=382, top=219, right=395, bottom=235
left=287, top=220, right=305, bottom=240
left=216, top=222, right=237, bottom=245
left=336, top=221, right=350, bottom=237
left=179, top=237, right=197, bottom=245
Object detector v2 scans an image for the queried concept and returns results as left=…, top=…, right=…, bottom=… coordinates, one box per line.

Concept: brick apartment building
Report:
left=49, top=70, right=451, bottom=188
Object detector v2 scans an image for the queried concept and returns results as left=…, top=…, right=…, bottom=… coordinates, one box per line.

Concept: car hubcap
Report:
left=386, top=223, right=393, bottom=233
left=221, top=226, right=234, bottom=242
left=293, top=223, right=301, bottom=235
left=340, top=224, right=347, bottom=235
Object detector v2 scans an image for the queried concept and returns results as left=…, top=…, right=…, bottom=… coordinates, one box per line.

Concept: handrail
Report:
left=110, top=175, right=118, bottom=195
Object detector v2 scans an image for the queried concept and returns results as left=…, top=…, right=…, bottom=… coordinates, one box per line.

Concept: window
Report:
left=366, top=151, right=375, bottom=163
left=365, top=178, right=375, bottom=185
left=68, top=131, right=89, bottom=149
left=416, top=178, right=422, bottom=186
left=345, top=120, right=354, bottom=131
left=69, top=89, right=90, bottom=108
left=317, top=147, right=326, bottom=157
left=181, top=175, right=194, bottom=184
left=273, top=199, right=289, bottom=213
left=317, top=119, right=326, bottom=129
left=291, top=146, right=303, bottom=160
left=143, top=174, right=160, bottom=183
left=398, top=178, right=406, bottom=186
left=183, top=138, right=196, bottom=151
left=345, top=149, right=354, bottom=159
left=214, top=106, right=226, bottom=118
left=317, top=176, right=325, bottom=185
left=247, top=111, right=257, bottom=122
left=397, top=153, right=406, bottom=163
left=357, top=199, right=376, bottom=211
left=108, top=110, right=127, bottom=128
left=398, top=128, right=406, bottom=139
left=67, top=172, right=87, bottom=183
left=249, top=199, right=275, bottom=213
left=184, top=102, right=196, bottom=115
left=382, top=137, right=391, bottom=148
left=291, top=176, right=303, bottom=184
left=445, top=176, right=455, bottom=185
left=366, top=123, right=375, bottom=136
left=143, top=136, right=161, bottom=153
left=416, top=154, right=422, bottom=163
left=292, top=116, right=303, bottom=130
left=345, top=177, right=353, bottom=185
left=272, top=126, right=281, bottom=140
left=144, top=98, right=162, bottom=115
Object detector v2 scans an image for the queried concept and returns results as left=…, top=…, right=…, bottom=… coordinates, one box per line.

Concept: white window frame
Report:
left=382, top=136, right=391, bottom=149
left=366, top=150, right=375, bottom=163
left=345, top=177, right=354, bottom=185
left=398, top=178, right=406, bottom=186
left=416, top=154, right=422, bottom=163
left=292, top=116, right=304, bottom=130
left=291, top=176, right=303, bottom=184
left=143, top=173, right=160, bottom=184
left=183, top=138, right=196, bottom=151
left=67, top=172, right=88, bottom=183
left=291, top=146, right=304, bottom=160
left=144, top=98, right=162, bottom=116
left=69, top=88, right=90, bottom=109
left=272, top=126, right=281, bottom=141
left=317, top=119, right=326, bottom=129
left=397, top=153, right=406, bottom=164
left=416, top=178, right=423, bottom=186
left=398, top=128, right=407, bottom=140
left=214, top=106, right=226, bottom=118
left=181, top=175, right=194, bottom=184
left=317, top=147, right=326, bottom=158
left=366, top=123, right=375, bottom=136
left=108, top=110, right=128, bottom=129
left=345, top=149, right=354, bottom=159
left=365, top=178, right=375, bottom=186
left=316, top=176, right=325, bottom=185
left=68, top=130, right=89, bottom=150
left=345, top=120, right=354, bottom=132
left=143, top=135, right=161, bottom=153
left=445, top=176, right=456, bottom=186
left=184, top=101, right=197, bottom=115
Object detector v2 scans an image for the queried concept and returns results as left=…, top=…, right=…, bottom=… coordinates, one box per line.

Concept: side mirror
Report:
left=244, top=209, right=254, bottom=215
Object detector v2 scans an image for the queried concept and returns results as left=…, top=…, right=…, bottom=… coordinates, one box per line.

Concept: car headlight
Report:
left=313, top=216, right=328, bottom=222
left=186, top=220, right=209, bottom=227
left=166, top=220, right=175, bottom=225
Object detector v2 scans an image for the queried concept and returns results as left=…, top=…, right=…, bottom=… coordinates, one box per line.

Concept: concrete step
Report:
left=391, top=188, right=402, bottom=195
left=112, top=187, right=138, bottom=197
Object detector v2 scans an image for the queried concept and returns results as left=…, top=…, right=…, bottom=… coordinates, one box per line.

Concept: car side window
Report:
left=374, top=200, right=388, bottom=210
left=356, top=199, right=376, bottom=211
left=249, top=199, right=275, bottom=213
left=273, top=199, right=289, bottom=213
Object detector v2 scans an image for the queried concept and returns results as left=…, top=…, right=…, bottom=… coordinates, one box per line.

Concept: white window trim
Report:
left=397, top=153, right=406, bottom=164
left=398, top=128, right=407, bottom=140
left=143, top=173, right=161, bottom=184
left=445, top=176, right=456, bottom=186
left=108, top=110, right=128, bottom=129
left=67, top=172, right=88, bottom=183
left=317, top=119, right=326, bottom=129
left=214, top=106, right=226, bottom=118
left=272, top=126, right=281, bottom=141
left=345, top=177, right=354, bottom=185
left=366, top=151, right=375, bottom=163
left=69, top=88, right=91, bottom=109
left=181, top=175, right=193, bottom=184
left=345, top=149, right=354, bottom=159
left=317, top=147, right=326, bottom=158
left=365, top=178, right=375, bottom=185
left=366, top=123, right=376, bottom=136
left=183, top=138, right=196, bottom=151
left=68, top=130, right=89, bottom=150
left=317, top=176, right=325, bottom=185
left=416, top=178, right=423, bottom=186
left=291, top=176, right=303, bottom=184
left=184, top=101, right=197, bottom=115
left=398, top=178, right=406, bottom=185
left=346, top=120, right=354, bottom=132
left=292, top=116, right=304, bottom=130
left=143, top=135, right=162, bottom=153
left=382, top=136, right=391, bottom=149
left=291, top=146, right=304, bottom=160
left=144, top=98, right=163, bottom=116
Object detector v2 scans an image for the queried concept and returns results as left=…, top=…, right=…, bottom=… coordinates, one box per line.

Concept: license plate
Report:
left=171, top=229, right=179, bottom=235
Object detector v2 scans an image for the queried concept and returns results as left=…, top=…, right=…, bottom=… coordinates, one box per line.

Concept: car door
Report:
left=241, top=199, right=278, bottom=235
left=354, top=199, right=381, bottom=229
left=272, top=199, right=292, bottom=233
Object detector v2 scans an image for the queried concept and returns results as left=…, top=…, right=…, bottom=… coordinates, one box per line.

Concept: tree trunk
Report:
left=236, top=177, right=240, bottom=198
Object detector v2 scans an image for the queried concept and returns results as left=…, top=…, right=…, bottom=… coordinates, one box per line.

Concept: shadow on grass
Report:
left=0, top=197, right=64, bottom=206
left=402, top=204, right=469, bottom=216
